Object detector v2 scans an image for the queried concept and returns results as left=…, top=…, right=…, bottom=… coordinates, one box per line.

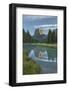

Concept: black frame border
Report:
left=9, top=3, right=66, bottom=86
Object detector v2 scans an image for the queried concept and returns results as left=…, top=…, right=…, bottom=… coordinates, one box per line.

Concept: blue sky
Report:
left=23, top=15, right=57, bottom=36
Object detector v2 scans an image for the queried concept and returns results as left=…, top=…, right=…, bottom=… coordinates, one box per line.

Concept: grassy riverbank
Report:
left=23, top=50, right=41, bottom=75
left=24, top=43, right=57, bottom=48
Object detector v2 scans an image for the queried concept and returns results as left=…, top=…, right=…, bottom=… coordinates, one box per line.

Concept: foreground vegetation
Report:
left=23, top=50, right=41, bottom=75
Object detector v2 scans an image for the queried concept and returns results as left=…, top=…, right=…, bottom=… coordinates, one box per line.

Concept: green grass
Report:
left=24, top=43, right=57, bottom=48
left=23, top=50, right=41, bottom=75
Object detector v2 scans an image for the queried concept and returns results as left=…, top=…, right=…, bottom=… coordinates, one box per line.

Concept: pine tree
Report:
left=47, top=29, right=52, bottom=43
left=51, top=30, right=55, bottom=43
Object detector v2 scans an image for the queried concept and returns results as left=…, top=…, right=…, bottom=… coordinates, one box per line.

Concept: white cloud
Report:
left=34, top=24, right=57, bottom=29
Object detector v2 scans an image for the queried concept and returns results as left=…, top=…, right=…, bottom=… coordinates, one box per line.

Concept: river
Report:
left=23, top=43, right=57, bottom=74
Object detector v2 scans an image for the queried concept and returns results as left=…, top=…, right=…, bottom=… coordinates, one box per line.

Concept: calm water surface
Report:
left=24, top=43, right=57, bottom=74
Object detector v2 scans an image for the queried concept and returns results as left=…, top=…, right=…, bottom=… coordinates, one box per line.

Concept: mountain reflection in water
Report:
left=29, top=49, right=56, bottom=63
left=24, top=44, right=57, bottom=74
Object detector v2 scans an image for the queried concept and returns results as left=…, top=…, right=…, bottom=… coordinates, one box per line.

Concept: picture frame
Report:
left=9, top=3, right=66, bottom=86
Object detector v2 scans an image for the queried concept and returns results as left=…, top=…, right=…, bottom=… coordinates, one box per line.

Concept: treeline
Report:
left=23, top=29, right=31, bottom=43
left=23, top=29, right=38, bottom=43
left=47, top=29, right=57, bottom=43
left=23, top=28, right=57, bottom=43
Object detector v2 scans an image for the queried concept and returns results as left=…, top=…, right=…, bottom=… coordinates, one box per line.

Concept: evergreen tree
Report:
left=47, top=29, right=52, bottom=43
left=55, top=29, right=57, bottom=43
left=23, top=28, right=26, bottom=42
left=51, top=30, right=55, bottom=43
left=47, top=29, right=57, bottom=43
left=23, top=28, right=32, bottom=43
left=27, top=31, right=32, bottom=43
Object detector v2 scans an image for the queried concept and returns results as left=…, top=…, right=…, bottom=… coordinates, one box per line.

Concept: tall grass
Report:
left=23, top=50, right=41, bottom=75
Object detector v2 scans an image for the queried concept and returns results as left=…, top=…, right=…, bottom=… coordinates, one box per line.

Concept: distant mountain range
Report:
left=33, top=28, right=47, bottom=42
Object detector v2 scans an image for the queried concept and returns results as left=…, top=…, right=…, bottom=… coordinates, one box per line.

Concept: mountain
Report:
left=33, top=28, right=47, bottom=42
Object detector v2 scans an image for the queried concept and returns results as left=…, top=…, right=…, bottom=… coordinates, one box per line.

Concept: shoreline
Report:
left=24, top=43, right=57, bottom=48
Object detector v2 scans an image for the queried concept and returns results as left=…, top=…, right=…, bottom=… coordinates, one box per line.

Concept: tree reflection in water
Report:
left=28, top=48, right=57, bottom=63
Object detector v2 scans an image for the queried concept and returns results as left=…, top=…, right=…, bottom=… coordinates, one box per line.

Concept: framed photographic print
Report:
left=9, top=3, right=66, bottom=86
